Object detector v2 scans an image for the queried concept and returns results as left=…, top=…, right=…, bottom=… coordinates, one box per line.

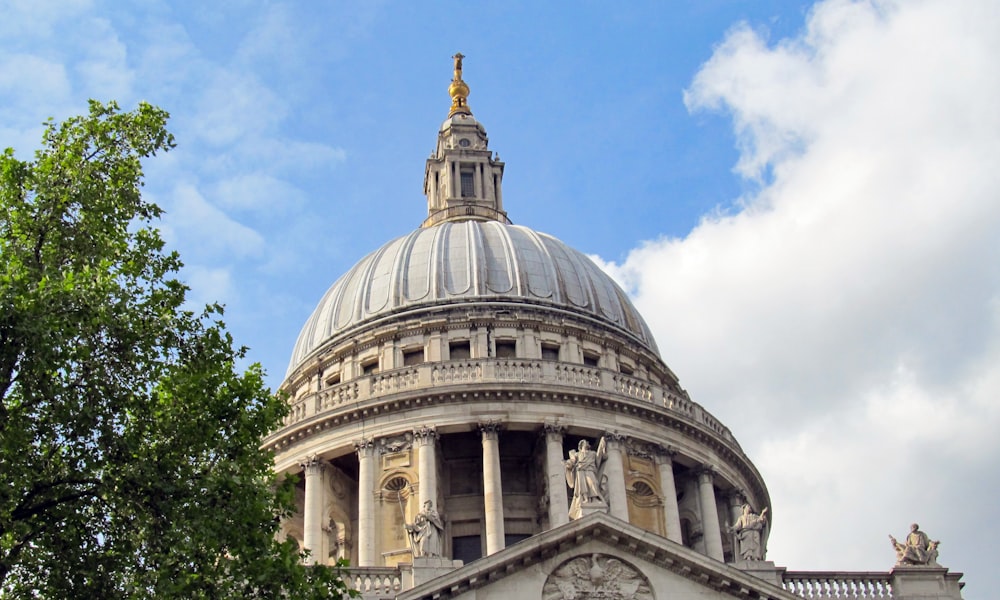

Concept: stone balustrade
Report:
left=782, top=571, right=894, bottom=599
left=344, top=567, right=402, bottom=599
left=282, top=358, right=735, bottom=444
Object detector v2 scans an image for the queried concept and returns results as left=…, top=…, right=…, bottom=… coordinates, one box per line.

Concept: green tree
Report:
left=0, top=101, right=353, bottom=598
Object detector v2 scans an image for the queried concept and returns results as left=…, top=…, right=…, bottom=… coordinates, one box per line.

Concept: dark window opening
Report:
left=450, top=341, right=471, bottom=360
left=495, top=340, right=516, bottom=358
left=452, top=535, right=482, bottom=564
left=403, top=348, right=425, bottom=366
left=325, top=373, right=341, bottom=387
left=583, top=353, right=599, bottom=367
left=362, top=360, right=379, bottom=375
left=619, top=363, right=634, bottom=375
left=541, top=344, right=560, bottom=361
left=505, top=533, right=530, bottom=547
left=460, top=170, right=475, bottom=197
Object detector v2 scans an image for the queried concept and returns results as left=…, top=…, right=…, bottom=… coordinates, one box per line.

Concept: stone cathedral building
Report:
left=263, top=57, right=965, bottom=600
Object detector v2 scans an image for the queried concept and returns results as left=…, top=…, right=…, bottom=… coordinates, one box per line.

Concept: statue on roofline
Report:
left=890, top=523, right=941, bottom=567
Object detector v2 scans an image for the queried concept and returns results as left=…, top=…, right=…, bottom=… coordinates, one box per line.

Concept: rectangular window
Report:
left=362, top=360, right=379, bottom=375
left=449, top=341, right=471, bottom=360
left=402, top=348, right=425, bottom=366
left=452, top=535, right=482, bottom=564
left=460, top=169, right=475, bottom=197
left=583, top=353, right=600, bottom=367
left=325, top=373, right=341, bottom=387
left=495, top=340, right=516, bottom=358
left=505, top=533, right=531, bottom=547
left=541, top=344, right=560, bottom=361
left=619, top=363, right=634, bottom=375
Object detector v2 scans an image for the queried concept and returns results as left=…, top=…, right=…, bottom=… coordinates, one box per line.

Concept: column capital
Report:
left=655, top=444, right=678, bottom=462
left=354, top=437, right=377, bottom=458
left=479, top=418, right=503, bottom=438
left=694, top=465, right=718, bottom=483
left=602, top=431, right=627, bottom=447
left=543, top=422, right=565, bottom=435
left=543, top=422, right=565, bottom=439
left=413, top=425, right=438, bottom=445
left=300, top=454, right=327, bottom=473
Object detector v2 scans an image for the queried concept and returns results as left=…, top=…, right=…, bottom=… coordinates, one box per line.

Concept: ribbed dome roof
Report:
left=288, top=220, right=657, bottom=375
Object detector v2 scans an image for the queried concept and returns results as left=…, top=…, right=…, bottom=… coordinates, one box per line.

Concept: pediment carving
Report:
left=543, top=553, right=652, bottom=600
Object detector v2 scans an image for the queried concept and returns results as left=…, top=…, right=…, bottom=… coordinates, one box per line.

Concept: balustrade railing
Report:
left=495, top=358, right=543, bottom=382
left=554, top=363, right=601, bottom=387
left=371, top=367, right=419, bottom=396
left=782, top=571, right=893, bottom=599
left=431, top=360, right=483, bottom=384
left=281, top=359, right=735, bottom=444
left=613, top=373, right=653, bottom=401
left=344, top=567, right=403, bottom=599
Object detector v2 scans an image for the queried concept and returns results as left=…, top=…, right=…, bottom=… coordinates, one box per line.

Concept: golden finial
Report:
left=448, top=52, right=472, bottom=117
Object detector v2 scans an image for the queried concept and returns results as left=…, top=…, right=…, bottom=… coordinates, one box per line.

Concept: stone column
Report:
left=414, top=426, right=438, bottom=508
left=727, top=490, right=745, bottom=532
left=301, top=455, right=326, bottom=565
left=480, top=420, right=505, bottom=555
left=544, top=424, right=569, bottom=528
left=697, top=467, right=725, bottom=561
left=726, top=490, right=747, bottom=562
left=355, top=439, right=377, bottom=567
left=602, top=434, right=629, bottom=522
left=656, top=447, right=683, bottom=544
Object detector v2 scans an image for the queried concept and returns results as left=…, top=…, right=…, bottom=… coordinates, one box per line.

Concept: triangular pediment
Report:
left=397, top=513, right=800, bottom=600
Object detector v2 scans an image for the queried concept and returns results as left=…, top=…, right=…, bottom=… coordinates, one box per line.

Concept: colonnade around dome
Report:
left=267, top=301, right=769, bottom=569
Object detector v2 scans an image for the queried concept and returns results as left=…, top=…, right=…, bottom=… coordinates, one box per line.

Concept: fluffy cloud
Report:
left=600, top=0, right=1000, bottom=588
left=161, top=183, right=265, bottom=260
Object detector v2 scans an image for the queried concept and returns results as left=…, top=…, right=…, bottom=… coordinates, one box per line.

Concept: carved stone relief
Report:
left=543, top=553, right=652, bottom=600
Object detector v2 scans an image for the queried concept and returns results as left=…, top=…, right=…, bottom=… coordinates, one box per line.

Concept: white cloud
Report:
left=162, top=183, right=265, bottom=259
left=212, top=173, right=306, bottom=213
left=73, top=17, right=134, bottom=101
left=182, top=265, right=235, bottom=310
left=599, top=0, right=1000, bottom=587
left=190, top=69, right=288, bottom=147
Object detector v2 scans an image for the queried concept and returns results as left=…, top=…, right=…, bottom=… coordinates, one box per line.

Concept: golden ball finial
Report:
left=449, top=52, right=472, bottom=117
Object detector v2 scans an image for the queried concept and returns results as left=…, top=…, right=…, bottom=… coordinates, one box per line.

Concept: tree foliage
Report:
left=0, top=101, right=352, bottom=598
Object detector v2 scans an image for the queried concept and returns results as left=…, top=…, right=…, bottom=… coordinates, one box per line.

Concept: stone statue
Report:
left=890, top=523, right=940, bottom=566
left=406, top=500, right=444, bottom=558
left=729, top=504, right=768, bottom=561
left=565, top=437, right=608, bottom=520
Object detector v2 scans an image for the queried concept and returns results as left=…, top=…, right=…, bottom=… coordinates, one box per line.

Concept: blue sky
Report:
left=3, top=0, right=998, bottom=596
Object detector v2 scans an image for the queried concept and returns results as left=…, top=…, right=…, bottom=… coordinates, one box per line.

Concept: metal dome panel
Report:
left=287, top=221, right=658, bottom=375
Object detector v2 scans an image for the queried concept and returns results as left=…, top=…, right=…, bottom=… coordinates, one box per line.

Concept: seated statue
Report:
left=889, top=523, right=940, bottom=567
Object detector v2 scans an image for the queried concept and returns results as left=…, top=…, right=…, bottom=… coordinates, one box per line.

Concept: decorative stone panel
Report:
left=542, top=553, right=653, bottom=600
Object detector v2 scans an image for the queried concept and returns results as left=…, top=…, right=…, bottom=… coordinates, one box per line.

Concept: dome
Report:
left=288, top=220, right=658, bottom=375
left=270, top=56, right=771, bottom=578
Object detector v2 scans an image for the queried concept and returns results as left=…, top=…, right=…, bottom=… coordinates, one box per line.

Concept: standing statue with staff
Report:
left=729, top=504, right=769, bottom=561
left=565, top=437, right=608, bottom=520
left=406, top=500, right=444, bottom=558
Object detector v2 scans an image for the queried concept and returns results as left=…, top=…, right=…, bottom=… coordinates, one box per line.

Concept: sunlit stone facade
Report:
left=263, top=56, right=965, bottom=600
